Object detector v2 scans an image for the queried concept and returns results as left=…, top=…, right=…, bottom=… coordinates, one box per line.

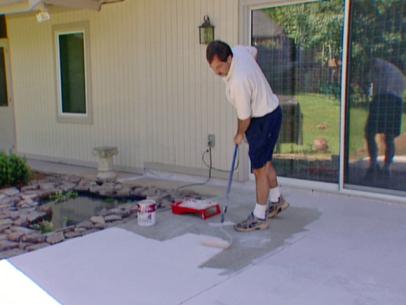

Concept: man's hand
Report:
left=234, top=133, right=244, bottom=145
left=234, top=117, right=251, bottom=145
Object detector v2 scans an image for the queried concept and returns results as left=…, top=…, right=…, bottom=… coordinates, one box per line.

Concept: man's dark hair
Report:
left=206, top=40, right=233, bottom=64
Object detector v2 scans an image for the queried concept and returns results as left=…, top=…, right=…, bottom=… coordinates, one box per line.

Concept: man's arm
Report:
left=234, top=117, right=251, bottom=145
left=229, top=74, right=253, bottom=144
left=237, top=117, right=251, bottom=135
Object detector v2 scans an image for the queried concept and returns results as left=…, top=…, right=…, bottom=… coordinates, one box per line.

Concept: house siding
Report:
left=7, top=0, right=239, bottom=175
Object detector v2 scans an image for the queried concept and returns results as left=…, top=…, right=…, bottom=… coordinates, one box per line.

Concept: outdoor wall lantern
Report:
left=36, top=3, right=51, bottom=23
left=199, top=15, right=215, bottom=44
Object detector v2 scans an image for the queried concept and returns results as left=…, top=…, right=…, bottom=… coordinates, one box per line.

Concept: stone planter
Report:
left=92, top=146, right=118, bottom=181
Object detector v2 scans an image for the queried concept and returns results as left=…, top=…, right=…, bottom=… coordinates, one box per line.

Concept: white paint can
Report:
left=137, top=199, right=157, bottom=226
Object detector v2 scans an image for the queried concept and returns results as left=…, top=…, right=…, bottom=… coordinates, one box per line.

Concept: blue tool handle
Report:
left=220, top=206, right=227, bottom=223
left=226, top=144, right=238, bottom=198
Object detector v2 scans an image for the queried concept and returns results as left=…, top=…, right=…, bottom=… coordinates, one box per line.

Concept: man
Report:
left=206, top=40, right=288, bottom=232
left=365, top=58, right=405, bottom=178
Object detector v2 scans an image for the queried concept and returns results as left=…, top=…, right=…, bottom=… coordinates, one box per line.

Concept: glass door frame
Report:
left=240, top=0, right=406, bottom=202
left=340, top=0, right=406, bottom=201
left=241, top=0, right=344, bottom=192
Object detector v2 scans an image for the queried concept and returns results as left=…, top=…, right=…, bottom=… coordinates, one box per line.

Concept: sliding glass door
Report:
left=251, top=0, right=345, bottom=183
left=345, top=0, right=406, bottom=194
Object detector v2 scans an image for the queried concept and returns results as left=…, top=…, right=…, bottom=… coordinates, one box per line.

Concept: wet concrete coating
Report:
left=120, top=201, right=321, bottom=274
left=3, top=165, right=406, bottom=305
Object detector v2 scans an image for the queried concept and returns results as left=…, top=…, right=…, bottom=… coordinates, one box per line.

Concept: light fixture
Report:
left=199, top=15, right=214, bottom=45
left=36, top=3, right=50, bottom=23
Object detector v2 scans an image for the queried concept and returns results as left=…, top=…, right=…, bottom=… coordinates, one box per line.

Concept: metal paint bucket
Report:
left=137, top=199, right=157, bottom=226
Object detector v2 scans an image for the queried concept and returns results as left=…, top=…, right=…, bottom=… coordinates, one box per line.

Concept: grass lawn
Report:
left=278, top=93, right=406, bottom=160
left=278, top=93, right=341, bottom=158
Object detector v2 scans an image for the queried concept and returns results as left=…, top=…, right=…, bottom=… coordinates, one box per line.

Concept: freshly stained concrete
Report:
left=3, top=161, right=406, bottom=304
left=118, top=184, right=322, bottom=273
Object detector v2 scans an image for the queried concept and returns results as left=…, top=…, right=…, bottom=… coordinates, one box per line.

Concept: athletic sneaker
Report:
left=234, top=212, right=269, bottom=232
left=268, top=196, right=289, bottom=219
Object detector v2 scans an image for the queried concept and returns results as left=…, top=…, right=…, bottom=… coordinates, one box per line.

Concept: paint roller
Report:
left=201, top=144, right=238, bottom=249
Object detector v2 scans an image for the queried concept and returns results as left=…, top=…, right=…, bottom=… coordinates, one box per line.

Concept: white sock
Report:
left=269, top=186, right=280, bottom=203
left=253, top=203, right=267, bottom=220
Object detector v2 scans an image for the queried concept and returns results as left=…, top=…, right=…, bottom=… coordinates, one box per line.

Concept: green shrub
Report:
left=0, top=153, right=32, bottom=188
left=0, top=153, right=8, bottom=187
left=49, top=191, right=78, bottom=203
left=31, top=220, right=54, bottom=234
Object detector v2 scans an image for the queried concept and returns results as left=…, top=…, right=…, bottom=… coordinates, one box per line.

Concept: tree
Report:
left=265, top=0, right=344, bottom=64
left=350, top=0, right=406, bottom=87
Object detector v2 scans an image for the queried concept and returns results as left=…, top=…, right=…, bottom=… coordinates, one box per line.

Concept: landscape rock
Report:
left=26, top=211, right=48, bottom=223
left=0, top=188, right=20, bottom=196
left=22, top=233, right=46, bottom=243
left=46, top=232, right=65, bottom=244
left=0, top=248, right=25, bottom=259
left=0, top=172, right=203, bottom=260
left=90, top=216, right=105, bottom=226
left=7, top=231, right=25, bottom=242
left=0, top=240, right=19, bottom=251
left=21, top=184, right=40, bottom=192
left=25, top=243, right=48, bottom=252
left=64, top=231, right=82, bottom=239
left=104, top=215, right=122, bottom=222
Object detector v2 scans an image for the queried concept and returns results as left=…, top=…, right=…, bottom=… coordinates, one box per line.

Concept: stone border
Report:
left=0, top=173, right=202, bottom=259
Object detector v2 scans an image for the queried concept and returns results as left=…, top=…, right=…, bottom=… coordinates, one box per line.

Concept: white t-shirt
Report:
left=223, top=46, right=279, bottom=120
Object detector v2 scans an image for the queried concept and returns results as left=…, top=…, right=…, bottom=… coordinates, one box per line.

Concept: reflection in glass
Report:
left=251, top=1, right=344, bottom=183
left=346, top=0, right=406, bottom=192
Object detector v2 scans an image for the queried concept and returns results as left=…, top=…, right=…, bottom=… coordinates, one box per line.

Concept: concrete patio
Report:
left=1, top=159, right=405, bottom=305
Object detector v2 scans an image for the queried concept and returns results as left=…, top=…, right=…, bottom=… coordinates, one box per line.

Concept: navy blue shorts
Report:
left=245, top=106, right=282, bottom=170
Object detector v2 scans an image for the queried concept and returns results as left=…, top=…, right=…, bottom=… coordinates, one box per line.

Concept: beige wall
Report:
left=7, top=0, right=242, bottom=177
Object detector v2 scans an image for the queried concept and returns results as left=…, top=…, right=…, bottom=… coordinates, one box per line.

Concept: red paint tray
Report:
left=171, top=199, right=221, bottom=220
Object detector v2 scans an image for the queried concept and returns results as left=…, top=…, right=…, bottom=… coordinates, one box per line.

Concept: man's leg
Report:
left=266, top=161, right=278, bottom=189
left=254, top=163, right=271, bottom=205
left=233, top=163, right=270, bottom=232
left=383, top=133, right=395, bottom=175
left=266, top=161, right=279, bottom=202
left=266, top=161, right=289, bottom=218
left=366, top=131, right=378, bottom=170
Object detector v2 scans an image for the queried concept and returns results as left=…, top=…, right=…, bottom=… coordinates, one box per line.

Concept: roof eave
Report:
left=0, top=0, right=107, bottom=15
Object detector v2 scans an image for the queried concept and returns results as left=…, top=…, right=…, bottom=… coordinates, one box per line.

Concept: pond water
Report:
left=43, top=196, right=139, bottom=230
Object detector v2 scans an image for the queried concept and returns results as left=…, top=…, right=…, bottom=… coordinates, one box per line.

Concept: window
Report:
left=0, top=16, right=7, bottom=107
left=0, top=15, right=7, bottom=38
left=0, top=47, right=8, bottom=106
left=53, top=22, right=92, bottom=123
